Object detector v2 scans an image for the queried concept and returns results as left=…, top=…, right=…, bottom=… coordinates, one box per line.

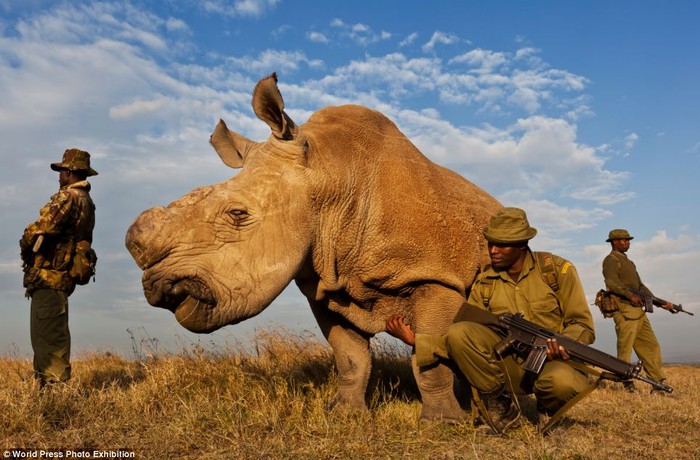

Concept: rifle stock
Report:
left=496, top=312, right=673, bottom=393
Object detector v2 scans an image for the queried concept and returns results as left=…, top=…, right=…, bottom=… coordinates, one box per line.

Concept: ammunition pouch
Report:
left=69, top=240, right=97, bottom=285
left=594, top=289, right=619, bottom=318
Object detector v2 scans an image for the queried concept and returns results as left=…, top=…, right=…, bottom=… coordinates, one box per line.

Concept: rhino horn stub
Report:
left=210, top=119, right=258, bottom=169
left=252, top=72, right=297, bottom=141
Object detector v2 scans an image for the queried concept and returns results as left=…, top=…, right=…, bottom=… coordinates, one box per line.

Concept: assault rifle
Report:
left=453, top=304, right=673, bottom=393
left=628, top=288, right=693, bottom=316
left=495, top=312, right=673, bottom=393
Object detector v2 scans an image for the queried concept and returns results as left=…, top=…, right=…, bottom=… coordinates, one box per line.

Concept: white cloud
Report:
left=327, top=18, right=392, bottom=46
left=422, top=31, right=460, bottom=52
left=307, top=31, right=329, bottom=44
left=565, top=100, right=595, bottom=121
left=165, top=17, right=189, bottom=33
left=451, top=48, right=508, bottom=74
left=511, top=200, right=613, bottom=249
left=202, top=0, right=279, bottom=17
left=224, top=49, right=325, bottom=74
left=109, top=96, right=173, bottom=119
left=624, top=132, right=638, bottom=150
left=399, top=32, right=418, bottom=47
left=271, top=24, right=293, bottom=40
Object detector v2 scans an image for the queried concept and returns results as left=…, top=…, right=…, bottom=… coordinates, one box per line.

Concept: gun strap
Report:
left=469, top=356, right=523, bottom=435
left=539, top=360, right=601, bottom=434
left=470, top=387, right=489, bottom=428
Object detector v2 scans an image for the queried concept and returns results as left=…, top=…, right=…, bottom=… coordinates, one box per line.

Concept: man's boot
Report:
left=537, top=402, right=560, bottom=433
left=476, top=389, right=520, bottom=435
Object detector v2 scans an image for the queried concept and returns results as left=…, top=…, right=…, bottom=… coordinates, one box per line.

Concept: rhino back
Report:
left=301, top=105, right=501, bottom=295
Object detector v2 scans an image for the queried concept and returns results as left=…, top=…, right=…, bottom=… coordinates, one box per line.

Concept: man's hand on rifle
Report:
left=385, top=313, right=416, bottom=346
left=546, top=338, right=571, bottom=361
left=630, top=293, right=644, bottom=307
left=660, top=301, right=677, bottom=313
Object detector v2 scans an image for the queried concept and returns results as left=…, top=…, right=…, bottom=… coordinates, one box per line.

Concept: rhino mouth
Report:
left=144, top=275, right=216, bottom=312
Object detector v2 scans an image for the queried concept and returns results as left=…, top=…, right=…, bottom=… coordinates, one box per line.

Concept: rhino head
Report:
left=126, top=73, right=314, bottom=332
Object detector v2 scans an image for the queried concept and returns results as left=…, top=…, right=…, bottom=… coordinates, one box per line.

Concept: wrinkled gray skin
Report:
left=126, top=73, right=502, bottom=421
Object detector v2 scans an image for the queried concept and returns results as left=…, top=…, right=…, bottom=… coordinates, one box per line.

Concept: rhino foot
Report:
left=419, top=396, right=469, bottom=424
left=327, top=392, right=368, bottom=412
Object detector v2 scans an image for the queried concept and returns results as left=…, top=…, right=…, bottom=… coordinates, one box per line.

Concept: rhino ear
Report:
left=209, top=119, right=257, bottom=169
left=252, top=72, right=298, bottom=140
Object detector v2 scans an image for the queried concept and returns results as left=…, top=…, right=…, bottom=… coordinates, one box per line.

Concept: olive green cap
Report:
left=51, top=148, right=98, bottom=176
left=606, top=229, right=633, bottom=242
left=483, top=207, right=537, bottom=244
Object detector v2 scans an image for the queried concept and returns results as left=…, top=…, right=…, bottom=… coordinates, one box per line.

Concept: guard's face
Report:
left=487, top=242, right=527, bottom=269
left=58, top=169, right=71, bottom=187
left=612, top=239, right=631, bottom=252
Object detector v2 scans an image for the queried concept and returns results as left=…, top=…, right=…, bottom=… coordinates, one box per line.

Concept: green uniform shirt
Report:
left=416, top=250, right=595, bottom=367
left=602, top=249, right=652, bottom=319
left=602, top=249, right=652, bottom=301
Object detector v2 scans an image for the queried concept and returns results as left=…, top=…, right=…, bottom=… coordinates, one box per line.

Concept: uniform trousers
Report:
left=613, top=312, right=665, bottom=382
left=30, top=288, right=71, bottom=383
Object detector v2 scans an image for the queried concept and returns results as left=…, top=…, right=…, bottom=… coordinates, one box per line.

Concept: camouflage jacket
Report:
left=20, top=181, right=96, bottom=295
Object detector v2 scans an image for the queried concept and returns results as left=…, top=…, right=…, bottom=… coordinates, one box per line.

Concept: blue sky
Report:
left=1, top=0, right=699, bottom=362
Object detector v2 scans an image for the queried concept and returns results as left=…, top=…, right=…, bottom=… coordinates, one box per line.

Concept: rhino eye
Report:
left=226, top=209, right=250, bottom=225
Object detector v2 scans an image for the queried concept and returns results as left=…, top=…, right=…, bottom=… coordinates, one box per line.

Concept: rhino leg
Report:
left=413, top=358, right=469, bottom=422
left=309, top=300, right=371, bottom=411
left=409, top=285, right=471, bottom=422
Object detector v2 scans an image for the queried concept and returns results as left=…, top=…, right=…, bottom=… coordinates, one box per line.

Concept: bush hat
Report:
left=51, top=148, right=98, bottom=176
left=483, top=207, right=537, bottom=244
left=606, top=229, right=633, bottom=242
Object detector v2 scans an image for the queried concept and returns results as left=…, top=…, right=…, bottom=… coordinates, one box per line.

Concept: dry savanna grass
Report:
left=1, top=328, right=698, bottom=459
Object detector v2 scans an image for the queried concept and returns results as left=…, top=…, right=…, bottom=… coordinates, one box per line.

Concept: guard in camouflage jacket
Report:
left=20, top=148, right=97, bottom=386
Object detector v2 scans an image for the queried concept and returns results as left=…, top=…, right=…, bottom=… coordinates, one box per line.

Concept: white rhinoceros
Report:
left=125, top=73, right=502, bottom=421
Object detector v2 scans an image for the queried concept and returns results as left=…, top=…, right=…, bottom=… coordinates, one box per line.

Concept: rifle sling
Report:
left=538, top=360, right=600, bottom=434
